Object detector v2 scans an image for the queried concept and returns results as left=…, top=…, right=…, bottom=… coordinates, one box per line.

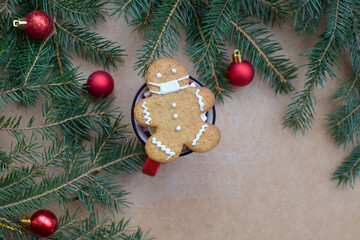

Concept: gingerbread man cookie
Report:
left=134, top=58, right=221, bottom=163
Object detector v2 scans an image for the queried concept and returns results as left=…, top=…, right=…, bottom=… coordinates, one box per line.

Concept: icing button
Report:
left=176, top=126, right=181, bottom=131
left=156, top=73, right=162, bottom=78
left=173, top=114, right=178, bottom=119
left=172, top=68, right=177, bottom=74
left=172, top=103, right=176, bottom=108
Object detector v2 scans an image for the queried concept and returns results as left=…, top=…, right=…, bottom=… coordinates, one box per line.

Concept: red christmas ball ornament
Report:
left=13, top=10, right=53, bottom=40
left=227, top=49, right=254, bottom=87
left=30, top=209, right=58, bottom=238
left=86, top=71, right=115, bottom=98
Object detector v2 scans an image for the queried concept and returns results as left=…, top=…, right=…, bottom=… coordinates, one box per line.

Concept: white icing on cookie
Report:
left=192, top=124, right=208, bottom=146
left=172, top=68, right=177, bottom=73
left=152, top=137, right=175, bottom=160
left=195, top=89, right=205, bottom=111
left=173, top=114, right=178, bottom=119
left=142, top=101, right=151, bottom=125
left=200, top=113, right=207, bottom=122
left=176, top=126, right=181, bottom=131
left=156, top=73, right=162, bottom=78
left=172, top=103, right=176, bottom=108
left=148, top=75, right=189, bottom=95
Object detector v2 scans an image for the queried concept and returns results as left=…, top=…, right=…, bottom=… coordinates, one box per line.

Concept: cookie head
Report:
left=146, top=58, right=190, bottom=95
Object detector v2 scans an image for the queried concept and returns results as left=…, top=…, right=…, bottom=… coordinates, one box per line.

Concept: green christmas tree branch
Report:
left=55, top=22, right=125, bottom=69
left=291, top=0, right=325, bottom=36
left=283, top=0, right=352, bottom=134
left=240, top=0, right=291, bottom=26
left=49, top=0, right=108, bottom=26
left=186, top=0, right=231, bottom=102
left=0, top=1, right=149, bottom=238
left=134, top=0, right=187, bottom=77
left=349, top=12, right=360, bottom=74
left=0, top=97, right=115, bottom=140
left=331, top=145, right=360, bottom=188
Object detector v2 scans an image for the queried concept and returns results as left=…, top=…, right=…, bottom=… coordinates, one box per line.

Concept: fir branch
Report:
left=0, top=152, right=12, bottom=173
left=0, top=0, right=9, bottom=14
left=186, top=1, right=230, bottom=101
left=332, top=145, right=360, bottom=187
left=51, top=210, right=80, bottom=237
left=23, top=33, right=54, bottom=86
left=0, top=151, right=144, bottom=213
left=0, top=29, right=17, bottom=79
left=85, top=175, right=129, bottom=213
left=0, top=112, right=105, bottom=131
left=134, top=0, right=186, bottom=76
left=349, top=12, right=360, bottom=74
left=0, top=96, right=115, bottom=139
left=196, top=0, right=230, bottom=64
left=239, top=0, right=291, bottom=26
left=52, top=6, right=64, bottom=75
left=7, top=133, right=40, bottom=163
left=145, top=0, right=181, bottom=63
left=325, top=90, right=360, bottom=148
left=55, top=22, right=125, bottom=69
left=0, top=68, right=83, bottom=107
left=112, top=0, right=149, bottom=29
left=52, top=212, right=149, bottom=240
left=54, top=39, right=64, bottom=75
left=143, top=0, right=152, bottom=26
left=91, top=116, right=127, bottom=166
left=50, top=0, right=107, bottom=26
left=330, top=73, right=360, bottom=103
left=283, top=0, right=352, bottom=134
left=291, top=0, right=324, bottom=36
left=0, top=144, right=68, bottom=198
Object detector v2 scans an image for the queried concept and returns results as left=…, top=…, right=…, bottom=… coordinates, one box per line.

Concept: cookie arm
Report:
left=193, top=87, right=215, bottom=113
left=134, top=98, right=157, bottom=127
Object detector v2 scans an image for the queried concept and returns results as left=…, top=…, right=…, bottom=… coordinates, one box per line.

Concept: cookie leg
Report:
left=145, top=135, right=183, bottom=163
left=185, top=124, right=221, bottom=153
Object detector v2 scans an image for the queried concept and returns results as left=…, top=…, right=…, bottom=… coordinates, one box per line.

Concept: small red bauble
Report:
left=227, top=49, right=254, bottom=87
left=86, top=71, right=114, bottom=98
left=30, top=209, right=58, bottom=238
left=142, top=156, right=161, bottom=176
left=25, top=10, right=53, bottom=40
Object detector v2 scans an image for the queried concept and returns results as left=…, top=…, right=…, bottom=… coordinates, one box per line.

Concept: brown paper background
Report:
left=3, top=15, right=360, bottom=240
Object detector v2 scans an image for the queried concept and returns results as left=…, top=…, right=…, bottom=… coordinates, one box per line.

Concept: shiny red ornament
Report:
left=86, top=71, right=114, bottom=98
left=24, top=10, right=53, bottom=40
left=227, top=49, right=254, bottom=87
left=30, top=209, right=58, bottom=238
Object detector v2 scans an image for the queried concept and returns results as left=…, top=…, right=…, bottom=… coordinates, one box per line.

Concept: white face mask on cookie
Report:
left=148, top=75, right=189, bottom=95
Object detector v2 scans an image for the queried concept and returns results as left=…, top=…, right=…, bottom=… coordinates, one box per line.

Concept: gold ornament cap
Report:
left=232, top=49, right=242, bottom=63
left=20, top=215, right=31, bottom=228
left=13, top=18, right=27, bottom=28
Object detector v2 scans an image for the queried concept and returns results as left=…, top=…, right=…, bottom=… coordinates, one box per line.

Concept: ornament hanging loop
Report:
left=0, top=222, right=23, bottom=235
left=232, top=49, right=242, bottom=63
left=13, top=19, right=27, bottom=28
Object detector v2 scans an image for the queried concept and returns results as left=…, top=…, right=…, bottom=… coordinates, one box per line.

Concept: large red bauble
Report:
left=30, top=209, right=58, bottom=238
left=25, top=10, right=53, bottom=40
left=86, top=71, right=114, bottom=98
left=227, top=60, right=254, bottom=87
